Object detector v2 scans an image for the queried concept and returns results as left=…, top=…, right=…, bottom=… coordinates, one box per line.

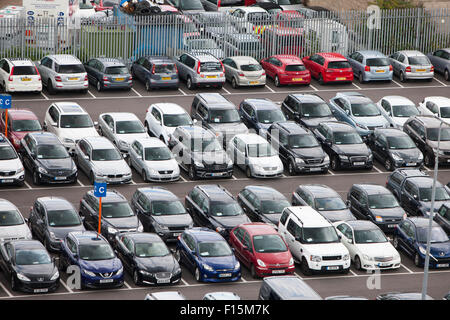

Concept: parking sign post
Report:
left=0, top=94, right=12, bottom=136
left=94, top=182, right=107, bottom=239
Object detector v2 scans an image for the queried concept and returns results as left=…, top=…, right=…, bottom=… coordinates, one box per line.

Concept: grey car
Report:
left=347, top=50, right=393, bottom=83
left=190, top=12, right=238, bottom=42
left=389, top=50, right=434, bottom=82
left=222, top=56, right=266, bottom=88
left=84, top=57, right=132, bottom=91
left=183, top=37, right=225, bottom=60
left=427, top=48, right=450, bottom=81
left=131, top=56, right=179, bottom=91
left=222, top=33, right=264, bottom=60
left=0, top=199, right=32, bottom=242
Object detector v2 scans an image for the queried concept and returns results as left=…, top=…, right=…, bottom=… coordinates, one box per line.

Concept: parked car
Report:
left=222, top=34, right=264, bottom=61
left=260, top=55, right=310, bottom=86
left=436, top=203, right=450, bottom=235
left=228, top=7, right=271, bottom=34
left=174, top=227, right=241, bottom=282
left=238, top=98, right=286, bottom=136
left=302, top=52, right=353, bottom=84
left=0, top=58, right=41, bottom=93
left=183, top=37, right=225, bottom=60
left=0, top=134, right=24, bottom=186
left=166, top=0, right=205, bottom=12
left=325, top=295, right=368, bottom=300
left=377, top=292, right=434, bottom=300
left=347, top=50, right=393, bottom=83
left=258, top=275, right=322, bottom=300
left=131, top=56, right=178, bottom=91
left=190, top=12, right=238, bottom=42
left=222, top=56, right=266, bottom=88
left=376, top=96, right=420, bottom=129
left=0, top=109, right=42, bottom=150
left=426, top=48, right=450, bottom=81
left=203, top=292, right=241, bottom=300
left=84, top=57, right=132, bottom=91
left=251, top=2, right=283, bottom=15
left=418, top=96, right=450, bottom=124
left=145, top=291, right=187, bottom=300
left=114, top=232, right=181, bottom=285
left=0, top=199, right=32, bottom=241
left=389, top=50, right=434, bottom=82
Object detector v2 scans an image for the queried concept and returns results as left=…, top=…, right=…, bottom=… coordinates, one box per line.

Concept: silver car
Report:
left=222, top=56, right=266, bottom=88
left=347, top=50, right=393, bottom=83
left=389, top=50, right=434, bottom=82
left=183, top=37, right=225, bottom=60
left=0, top=199, right=32, bottom=241
left=427, top=48, right=450, bottom=81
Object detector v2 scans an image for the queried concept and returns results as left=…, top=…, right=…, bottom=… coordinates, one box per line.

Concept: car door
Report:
left=0, top=243, right=14, bottom=277
left=34, top=202, right=47, bottom=242
left=130, top=140, right=143, bottom=172
left=182, top=234, right=197, bottom=272
left=234, top=137, right=247, bottom=170
left=230, top=227, right=247, bottom=266
left=336, top=223, right=357, bottom=259
left=44, top=105, right=59, bottom=134
left=401, top=181, right=420, bottom=214
left=222, top=58, right=234, bottom=81
left=436, top=206, right=450, bottom=234
left=21, top=136, right=36, bottom=171
left=176, top=54, right=189, bottom=80
left=117, top=235, right=134, bottom=272
left=284, top=217, right=303, bottom=261
left=348, top=189, right=364, bottom=218
left=84, top=59, right=96, bottom=84
left=133, top=193, right=153, bottom=231
left=372, top=133, right=388, bottom=162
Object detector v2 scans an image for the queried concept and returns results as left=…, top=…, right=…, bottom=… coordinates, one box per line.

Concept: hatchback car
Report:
left=239, top=98, right=286, bottom=136
left=183, top=37, right=225, bottom=61
left=0, top=109, right=42, bottom=150
left=436, top=203, right=450, bottom=235
left=0, top=199, right=32, bottom=241
left=258, top=275, right=322, bottom=300
left=0, top=134, right=24, bottom=186
left=427, top=48, right=450, bottom=81
left=0, top=58, right=42, bottom=93
left=131, top=56, right=179, bottom=91
left=347, top=50, right=393, bottom=83
left=84, top=57, right=132, bottom=91
left=389, top=50, right=434, bottom=82
left=418, top=96, right=450, bottom=124
left=260, top=55, right=310, bottom=86
left=376, top=96, right=420, bottom=129
left=302, top=52, right=353, bottom=84
left=222, top=56, right=266, bottom=88
left=377, top=292, right=434, bottom=300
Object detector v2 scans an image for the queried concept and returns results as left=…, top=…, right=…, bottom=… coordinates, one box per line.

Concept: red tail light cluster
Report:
left=431, top=66, right=434, bottom=72
left=364, top=65, right=370, bottom=72
left=405, top=66, right=412, bottom=72
left=151, top=65, right=155, bottom=74
left=389, top=65, right=393, bottom=71
left=196, top=63, right=201, bottom=74
left=55, top=76, right=62, bottom=82
left=8, top=67, right=14, bottom=81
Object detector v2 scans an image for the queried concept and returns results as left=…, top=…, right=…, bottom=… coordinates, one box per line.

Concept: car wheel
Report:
left=250, top=264, right=259, bottom=279
left=288, top=160, right=296, bottom=176
left=354, top=255, right=362, bottom=270
left=359, top=72, right=365, bottom=84
left=47, top=80, right=56, bottom=95
left=231, top=77, right=238, bottom=89
left=318, top=73, right=324, bottom=85
left=186, top=77, right=194, bottom=90
left=194, top=267, right=201, bottom=282
left=11, top=275, right=17, bottom=291
left=33, top=170, right=41, bottom=186
left=89, top=171, right=95, bottom=185
left=274, top=75, right=281, bottom=87
left=145, top=80, right=151, bottom=91
left=445, top=69, right=449, bottom=81
left=142, top=170, right=148, bottom=183
left=174, top=248, right=181, bottom=263
left=133, top=269, right=142, bottom=286
left=385, top=158, right=393, bottom=171
left=96, top=80, right=102, bottom=92
left=414, top=253, right=421, bottom=267
left=393, top=235, right=399, bottom=249
left=245, top=166, right=252, bottom=178
left=424, top=153, right=434, bottom=167
left=300, top=257, right=312, bottom=276
left=331, top=156, right=340, bottom=171
left=188, top=165, right=196, bottom=180
left=126, top=155, right=131, bottom=167
left=399, top=71, right=406, bottom=83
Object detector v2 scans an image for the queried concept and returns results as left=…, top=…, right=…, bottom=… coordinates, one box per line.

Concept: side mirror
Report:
left=347, top=238, right=353, bottom=244
left=413, top=194, right=418, bottom=200
left=179, top=150, right=183, bottom=157
left=83, top=154, right=89, bottom=161
left=50, top=121, right=57, bottom=127
left=94, top=121, right=99, bottom=127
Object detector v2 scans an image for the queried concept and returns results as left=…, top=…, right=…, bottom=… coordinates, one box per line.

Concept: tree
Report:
left=369, top=0, right=417, bottom=9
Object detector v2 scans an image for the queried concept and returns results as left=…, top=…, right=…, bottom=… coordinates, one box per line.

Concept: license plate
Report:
left=272, top=270, right=285, bottom=274
left=218, top=273, right=232, bottom=278
left=173, top=232, right=181, bottom=237
left=416, top=69, right=426, bottom=72
left=99, top=279, right=114, bottom=284
left=21, top=77, right=31, bottom=81
left=114, top=77, right=125, bottom=81
left=292, top=78, right=303, bottom=81
left=376, top=70, right=385, bottom=73
left=161, top=77, right=171, bottom=80
left=1, top=179, right=13, bottom=183
left=436, top=263, right=449, bottom=268
left=211, top=173, right=224, bottom=177
left=327, top=266, right=340, bottom=271
left=378, top=262, right=390, bottom=267
left=207, top=75, right=217, bottom=79
left=406, top=162, right=416, bottom=166
left=388, top=224, right=396, bottom=228
left=249, top=81, right=259, bottom=84
left=69, top=77, right=79, bottom=81
left=354, top=161, right=365, bottom=166
left=309, top=167, right=322, bottom=172
left=157, top=278, right=171, bottom=284
left=54, top=176, right=66, bottom=180
left=336, top=77, right=346, bottom=80
left=33, top=288, right=48, bottom=293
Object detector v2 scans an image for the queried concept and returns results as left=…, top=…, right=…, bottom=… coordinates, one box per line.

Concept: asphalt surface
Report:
left=1, top=73, right=450, bottom=300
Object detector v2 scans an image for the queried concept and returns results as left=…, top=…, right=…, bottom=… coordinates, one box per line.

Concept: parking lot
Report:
left=1, top=73, right=450, bottom=300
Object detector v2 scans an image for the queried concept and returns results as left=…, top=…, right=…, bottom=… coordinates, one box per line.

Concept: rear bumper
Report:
left=6, top=83, right=42, bottom=92
left=323, top=73, right=353, bottom=83
left=149, top=79, right=179, bottom=88
left=279, top=74, right=311, bottom=85
left=404, top=72, right=434, bottom=79
left=363, top=71, right=393, bottom=81
left=102, top=81, right=133, bottom=89
left=54, top=81, right=89, bottom=91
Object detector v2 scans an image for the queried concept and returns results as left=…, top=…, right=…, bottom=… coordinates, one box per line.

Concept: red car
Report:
left=229, top=223, right=295, bottom=278
left=0, top=109, right=42, bottom=150
left=260, top=55, right=311, bottom=87
left=302, top=52, right=354, bottom=84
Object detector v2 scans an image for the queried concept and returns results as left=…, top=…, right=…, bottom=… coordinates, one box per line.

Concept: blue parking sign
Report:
left=94, top=182, right=107, bottom=198
left=0, top=94, right=12, bottom=109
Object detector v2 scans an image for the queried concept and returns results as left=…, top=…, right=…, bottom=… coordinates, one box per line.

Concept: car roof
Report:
left=196, top=93, right=235, bottom=109
left=143, top=56, right=173, bottom=64
left=275, top=121, right=309, bottom=135
left=148, top=291, right=185, bottom=300
left=197, top=185, right=233, bottom=202
left=0, top=198, right=18, bottom=211
left=379, top=292, right=433, bottom=300
left=345, top=220, right=379, bottom=230
left=101, top=112, right=140, bottom=121
left=244, top=98, right=279, bottom=110
left=229, top=56, right=259, bottom=65
left=300, top=184, right=339, bottom=198
left=240, top=223, right=278, bottom=236
left=134, top=137, right=166, bottom=148
left=70, top=231, right=108, bottom=244
left=374, top=128, right=407, bottom=137
left=424, top=96, right=450, bottom=106
left=240, top=7, right=268, bottom=13
left=7, top=58, right=34, bottom=66
left=272, top=55, right=303, bottom=64
left=397, top=50, right=426, bottom=57
left=37, top=197, right=74, bottom=211
left=407, top=176, right=442, bottom=188
left=8, top=239, right=44, bottom=250
left=94, top=58, right=126, bottom=67
left=138, top=187, right=178, bottom=201
left=244, top=185, right=287, bottom=201
left=47, top=54, right=82, bottom=65
left=263, top=276, right=322, bottom=300
left=29, top=132, right=60, bottom=144
left=317, top=52, right=347, bottom=61
left=411, top=115, right=446, bottom=127
left=353, top=184, right=392, bottom=195
left=204, top=292, right=240, bottom=300
left=0, top=134, right=13, bottom=147
left=234, top=133, right=269, bottom=144
left=407, top=217, right=440, bottom=228
left=86, top=189, right=125, bottom=202
left=151, top=103, right=186, bottom=115
left=4, top=108, right=38, bottom=120
left=290, top=93, right=325, bottom=103
left=177, top=125, right=215, bottom=139
left=285, top=206, right=331, bottom=227
left=356, top=50, right=387, bottom=58
left=188, top=227, right=224, bottom=241
left=189, top=52, right=219, bottom=63
left=84, top=136, right=115, bottom=149
left=53, top=102, right=86, bottom=114
left=381, top=96, right=415, bottom=105
left=322, top=121, right=354, bottom=131
left=253, top=2, right=282, bottom=9
left=124, top=232, right=163, bottom=243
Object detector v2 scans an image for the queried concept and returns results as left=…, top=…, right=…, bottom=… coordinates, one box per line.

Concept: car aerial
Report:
left=191, top=93, right=249, bottom=146
left=174, top=52, right=225, bottom=90
left=329, top=92, right=390, bottom=137
left=280, top=93, right=337, bottom=130
left=84, top=57, right=132, bottom=91
left=43, top=102, right=99, bottom=152
left=313, top=121, right=373, bottom=171
left=74, top=136, right=132, bottom=185
left=174, top=227, right=241, bottom=282
left=222, top=55, right=266, bottom=88
left=185, top=185, right=251, bottom=238
left=130, top=187, right=193, bottom=241
left=238, top=98, right=286, bottom=136
left=376, top=95, right=420, bottom=129
left=222, top=34, right=264, bottom=61
left=183, top=37, right=225, bottom=60
left=0, top=199, right=32, bottom=241
left=98, top=112, right=149, bottom=154
left=0, top=134, right=25, bottom=186
left=278, top=206, right=351, bottom=275
left=347, top=50, right=393, bottom=83
left=145, top=291, right=187, bottom=300
left=37, top=54, right=88, bottom=94
left=377, top=292, right=434, bottom=300
left=79, top=189, right=143, bottom=243
left=260, top=54, right=311, bottom=87
left=0, top=57, right=41, bottom=93
left=20, top=132, right=77, bottom=185
left=302, top=52, right=354, bottom=84
left=229, top=223, right=295, bottom=278
left=227, top=133, right=284, bottom=178
left=334, top=220, right=401, bottom=271
left=28, top=197, right=85, bottom=252
left=0, top=109, right=42, bottom=150
left=169, top=125, right=233, bottom=180
left=237, top=185, right=291, bottom=228
left=258, top=275, right=322, bottom=300
left=202, top=292, right=241, bottom=300
left=436, top=203, right=450, bottom=234
left=426, top=48, right=450, bottom=81
left=369, top=128, right=423, bottom=170
left=59, top=231, right=124, bottom=289
left=393, top=217, right=450, bottom=268
left=131, top=56, right=179, bottom=91
left=403, top=116, right=450, bottom=167
left=386, top=168, right=450, bottom=216
left=388, top=50, right=434, bottom=82
left=228, top=7, right=271, bottom=34
left=418, top=96, right=450, bottom=124
left=0, top=240, right=59, bottom=293
left=292, top=184, right=356, bottom=222
left=128, top=137, right=180, bottom=182
left=266, top=121, right=329, bottom=175
left=114, top=232, right=181, bottom=285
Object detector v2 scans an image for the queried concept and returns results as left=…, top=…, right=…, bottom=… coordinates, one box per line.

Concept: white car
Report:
left=98, top=112, right=149, bottom=153
left=43, top=102, right=99, bottom=152
left=128, top=137, right=180, bottom=182
left=0, top=58, right=42, bottom=93
left=228, top=7, right=270, bottom=34
left=334, top=220, right=401, bottom=271
left=377, top=96, right=421, bottom=128
left=0, top=134, right=25, bottom=186
left=278, top=206, right=351, bottom=275
left=144, top=103, right=193, bottom=145
left=0, top=199, right=32, bottom=241
left=418, top=96, right=450, bottom=124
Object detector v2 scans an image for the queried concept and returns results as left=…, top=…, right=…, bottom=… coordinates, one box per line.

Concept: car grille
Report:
left=155, top=272, right=172, bottom=280
left=95, top=271, right=119, bottom=278
left=435, top=257, right=450, bottom=264
left=158, top=170, right=173, bottom=174
left=305, top=158, right=323, bottom=165
left=216, top=269, right=234, bottom=272
left=322, top=255, right=342, bottom=261
left=48, top=169, right=72, bottom=176
left=263, top=167, right=278, bottom=171
left=118, top=228, right=137, bottom=233
left=107, top=174, right=123, bottom=178
left=350, top=156, right=367, bottom=162
left=443, top=151, right=450, bottom=156
left=374, top=256, right=393, bottom=262
left=384, top=218, right=402, bottom=223
left=204, top=164, right=227, bottom=171
left=167, top=225, right=188, bottom=231
left=0, top=170, right=16, bottom=176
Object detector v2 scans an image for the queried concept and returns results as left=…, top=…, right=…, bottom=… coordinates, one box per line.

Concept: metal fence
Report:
left=1, top=8, right=450, bottom=65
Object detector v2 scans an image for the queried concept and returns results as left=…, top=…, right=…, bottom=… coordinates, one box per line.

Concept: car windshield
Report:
left=209, top=109, right=241, bottom=123
left=0, top=210, right=23, bottom=226
left=134, top=242, right=170, bottom=257
left=300, top=103, right=332, bottom=117
left=151, top=200, right=186, bottom=216
left=12, top=66, right=38, bottom=75
left=0, top=145, right=17, bottom=160
left=79, top=244, right=115, bottom=260
left=354, top=229, right=388, bottom=243
left=179, top=0, right=204, bottom=10
left=198, top=241, right=232, bottom=257
left=333, top=132, right=363, bottom=145
left=387, top=136, right=417, bottom=149
left=351, top=103, right=381, bottom=116
left=163, top=114, right=192, bottom=127
left=288, top=134, right=319, bottom=148
left=91, top=148, right=122, bottom=161
left=315, top=197, right=347, bottom=211
left=15, top=249, right=51, bottom=265
left=191, top=138, right=222, bottom=152
left=417, top=226, right=449, bottom=243
left=440, top=107, right=450, bottom=118
left=240, top=64, right=262, bottom=71
left=115, top=120, right=145, bottom=134
left=368, top=194, right=399, bottom=209
left=408, top=56, right=430, bottom=65
left=247, top=143, right=277, bottom=157
left=102, top=202, right=134, bottom=218
left=60, top=115, right=93, bottom=128
left=188, top=39, right=218, bottom=49
left=37, top=145, right=69, bottom=159
left=253, top=234, right=287, bottom=253
left=11, top=119, right=42, bottom=132
left=105, top=66, right=129, bottom=75
left=301, top=226, right=340, bottom=244
left=328, top=61, right=351, bottom=69
left=55, top=64, right=85, bottom=74
left=47, top=209, right=81, bottom=227
left=154, top=64, right=175, bottom=73
left=366, top=58, right=390, bottom=66
left=261, top=200, right=290, bottom=214
left=144, top=147, right=173, bottom=161
left=426, top=128, right=450, bottom=141
left=419, top=187, right=450, bottom=202
left=256, top=109, right=286, bottom=124
left=285, top=64, right=306, bottom=71
left=392, top=105, right=419, bottom=117
left=210, top=201, right=243, bottom=217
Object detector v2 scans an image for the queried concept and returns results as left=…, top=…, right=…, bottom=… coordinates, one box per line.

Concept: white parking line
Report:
left=178, top=88, right=187, bottom=96
left=327, top=170, right=335, bottom=176
left=240, top=276, right=247, bottom=282
left=309, top=84, right=319, bottom=91
left=424, top=165, right=432, bottom=171
left=131, top=88, right=142, bottom=97
left=433, top=77, right=447, bottom=86
left=401, top=264, right=414, bottom=274
left=349, top=269, right=358, bottom=276
left=24, top=181, right=32, bottom=189
left=40, top=92, right=49, bottom=100
left=124, top=281, right=132, bottom=289
left=231, top=175, right=237, bottom=180
left=392, top=80, right=404, bottom=88
left=180, top=175, right=188, bottom=182
left=0, top=281, right=13, bottom=297
left=281, top=174, right=287, bottom=178
left=352, top=82, right=362, bottom=90
left=87, top=90, right=96, bottom=99
left=373, top=165, right=384, bottom=173
left=180, top=278, right=190, bottom=286
left=130, top=180, right=137, bottom=185
left=265, top=85, right=276, bottom=93
left=59, top=279, right=73, bottom=293
left=77, top=180, right=85, bottom=187
left=222, top=87, right=231, bottom=94
left=294, top=272, right=303, bottom=279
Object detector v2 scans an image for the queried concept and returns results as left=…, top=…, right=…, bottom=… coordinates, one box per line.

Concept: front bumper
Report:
left=360, top=257, right=401, bottom=271
left=194, top=166, right=233, bottom=179
left=251, top=166, right=283, bottom=178
left=155, top=228, right=189, bottom=242
left=140, top=270, right=182, bottom=285
left=17, top=279, right=59, bottom=293
left=81, top=274, right=124, bottom=289
left=374, top=220, right=403, bottom=233
left=146, top=169, right=180, bottom=182
left=293, top=160, right=329, bottom=173
left=200, top=268, right=241, bottom=283
left=95, top=174, right=132, bottom=184
left=308, top=259, right=351, bottom=272
left=254, top=264, right=295, bottom=277
left=393, top=159, right=423, bottom=168
left=38, top=171, right=77, bottom=184
left=337, top=157, right=373, bottom=169
left=0, top=170, right=25, bottom=185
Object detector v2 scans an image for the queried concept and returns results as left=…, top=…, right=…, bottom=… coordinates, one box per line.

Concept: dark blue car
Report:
left=131, top=56, right=179, bottom=91
left=175, top=227, right=241, bottom=283
left=238, top=98, right=286, bottom=136
left=393, top=217, right=450, bottom=268
left=60, top=231, right=124, bottom=289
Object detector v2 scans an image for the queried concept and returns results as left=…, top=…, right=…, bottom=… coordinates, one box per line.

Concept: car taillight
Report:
left=103, top=76, right=108, bottom=82
left=174, top=64, right=178, bottom=73
left=8, top=66, right=14, bottom=81
left=262, top=72, right=266, bottom=75
left=389, top=65, right=393, bottom=71
left=431, top=66, right=434, bottom=72
left=196, top=63, right=201, bottom=74
left=239, top=73, right=244, bottom=77
left=220, top=61, right=225, bottom=73
left=129, top=75, right=132, bottom=81
left=84, top=75, right=88, bottom=81
left=365, top=65, right=370, bottom=72
left=152, top=65, right=155, bottom=74
left=405, top=66, right=411, bottom=72
left=55, top=76, right=62, bottom=82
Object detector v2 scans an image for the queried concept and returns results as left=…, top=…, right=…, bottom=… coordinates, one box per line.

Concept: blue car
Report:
left=347, top=50, right=393, bottom=83
left=393, top=217, right=450, bottom=268
left=130, top=56, right=179, bottom=91
left=60, top=231, right=124, bottom=289
left=175, top=227, right=241, bottom=283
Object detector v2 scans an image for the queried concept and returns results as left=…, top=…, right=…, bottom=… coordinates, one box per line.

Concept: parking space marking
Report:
left=179, top=175, right=187, bottom=182
left=87, top=91, right=96, bottom=99
left=352, top=83, right=362, bottom=90
left=231, top=175, right=237, bottom=180
left=131, top=88, right=142, bottom=97
left=307, top=84, right=318, bottom=91
left=180, top=278, right=190, bottom=286
left=40, top=92, right=49, bottom=100
left=265, top=85, right=276, bottom=93
left=59, top=279, right=73, bottom=293
left=327, top=170, right=335, bottom=176
left=401, top=264, right=414, bottom=274
left=373, top=165, right=384, bottom=173
left=433, top=77, right=447, bottom=86
left=124, top=281, right=132, bottom=289
left=0, top=281, right=13, bottom=298
left=240, top=276, right=247, bottom=282
left=424, top=165, right=432, bottom=171
left=131, top=180, right=137, bottom=185
left=294, top=272, right=303, bottom=279
left=77, top=180, right=85, bottom=187
left=349, top=269, right=358, bottom=276
left=178, top=88, right=187, bottom=96
left=24, top=181, right=32, bottom=189
left=392, top=80, right=404, bottom=88
left=222, top=87, right=231, bottom=94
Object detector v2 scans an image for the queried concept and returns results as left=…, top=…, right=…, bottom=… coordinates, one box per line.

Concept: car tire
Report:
left=331, top=156, right=340, bottom=171
left=385, top=158, right=393, bottom=171
left=231, top=77, right=238, bottom=89
left=300, top=257, right=312, bottom=276
left=274, top=75, right=281, bottom=87
left=133, top=269, right=142, bottom=286
left=424, top=152, right=434, bottom=167
left=414, top=253, right=421, bottom=267
left=354, top=255, right=362, bottom=270
left=194, top=267, right=201, bottom=282
left=250, top=264, right=259, bottom=279
left=399, top=71, right=406, bottom=83
left=188, top=165, right=197, bottom=180
left=11, top=275, right=17, bottom=291
left=47, top=80, right=56, bottom=95
left=445, top=69, right=449, bottom=81
left=89, top=171, right=95, bottom=185
left=393, top=235, right=399, bottom=249
left=33, top=170, right=41, bottom=186
left=359, top=72, right=365, bottom=84
left=245, top=166, right=252, bottom=178
left=96, top=80, right=102, bottom=92
left=318, top=74, right=324, bottom=85
left=142, top=170, right=148, bottom=183
left=186, top=77, right=195, bottom=90
left=288, top=160, right=296, bottom=176
left=145, top=80, right=151, bottom=91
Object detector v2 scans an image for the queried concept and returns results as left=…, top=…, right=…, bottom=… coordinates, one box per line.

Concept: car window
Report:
left=137, top=194, right=151, bottom=212
left=233, top=227, right=245, bottom=243
left=286, top=218, right=301, bottom=239
left=279, top=210, right=289, bottom=226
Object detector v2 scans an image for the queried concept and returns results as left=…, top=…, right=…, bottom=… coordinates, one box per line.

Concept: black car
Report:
left=266, top=121, right=329, bottom=175
left=237, top=185, right=290, bottom=227
left=0, top=240, right=59, bottom=293
left=131, top=56, right=179, bottom=90
left=436, top=203, right=450, bottom=235
left=369, top=128, right=424, bottom=171
left=114, top=232, right=182, bottom=286
left=130, top=187, right=193, bottom=242
left=313, top=121, right=373, bottom=170
left=84, top=57, right=132, bottom=91
left=20, top=132, right=77, bottom=185
left=185, top=185, right=251, bottom=238
left=281, top=93, right=337, bottom=130
left=347, top=184, right=405, bottom=232
left=238, top=98, right=287, bottom=136
left=376, top=292, right=434, bottom=300
left=29, top=197, right=85, bottom=252
left=79, top=189, right=143, bottom=243
left=292, top=184, right=356, bottom=222
left=258, top=276, right=322, bottom=300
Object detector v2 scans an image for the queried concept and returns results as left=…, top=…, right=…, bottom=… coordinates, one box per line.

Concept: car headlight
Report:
left=194, top=161, right=204, bottom=168
left=137, top=224, right=144, bottom=232
left=83, top=269, right=96, bottom=277
left=391, top=153, right=402, bottom=161
left=375, top=216, right=383, bottom=222
left=116, top=267, right=123, bottom=276
left=63, top=138, right=74, bottom=144
left=71, top=166, right=78, bottom=173
left=173, top=267, right=182, bottom=275
left=16, top=273, right=31, bottom=282
left=257, top=259, right=266, bottom=267
left=343, top=254, right=350, bottom=261
left=295, top=158, right=305, bottom=164
left=140, top=270, right=152, bottom=276
left=252, top=164, right=262, bottom=171
left=202, top=263, right=214, bottom=272
left=148, top=168, right=158, bottom=175
left=155, top=223, right=169, bottom=231
left=289, top=257, right=294, bottom=266
left=393, top=253, right=400, bottom=260
left=38, top=167, right=48, bottom=174
left=50, top=270, right=59, bottom=281
left=339, top=155, right=348, bottom=161
left=368, top=153, right=373, bottom=160
left=362, top=254, right=373, bottom=261
left=419, top=246, right=427, bottom=255
left=107, top=227, right=119, bottom=234
left=418, top=153, right=424, bottom=160
left=310, top=255, right=322, bottom=262
left=17, top=167, right=24, bottom=173
left=324, top=155, right=330, bottom=162
left=234, top=261, right=240, bottom=270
